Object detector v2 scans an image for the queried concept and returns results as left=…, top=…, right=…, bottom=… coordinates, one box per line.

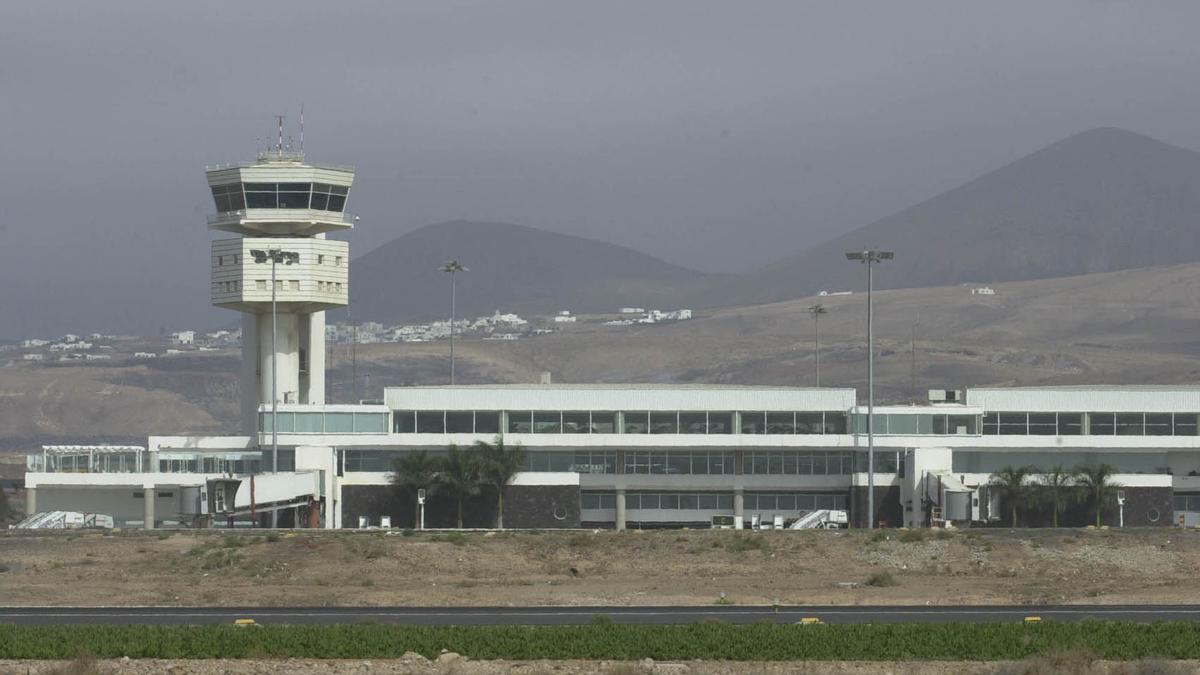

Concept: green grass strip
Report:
left=2, top=622, right=1200, bottom=661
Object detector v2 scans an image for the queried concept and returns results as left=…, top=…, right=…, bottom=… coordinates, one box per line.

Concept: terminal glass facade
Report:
left=261, top=411, right=388, bottom=434
left=981, top=412, right=1199, bottom=436
left=391, top=410, right=848, bottom=435
left=850, top=413, right=979, bottom=435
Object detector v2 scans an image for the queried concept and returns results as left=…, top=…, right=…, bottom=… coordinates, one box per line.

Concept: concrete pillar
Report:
left=305, top=311, right=326, bottom=405
left=734, top=488, right=745, bottom=530
left=24, top=487, right=36, bottom=515
left=143, top=487, right=155, bottom=530
left=240, top=314, right=259, bottom=435
left=259, top=312, right=301, bottom=407
left=615, top=489, right=626, bottom=531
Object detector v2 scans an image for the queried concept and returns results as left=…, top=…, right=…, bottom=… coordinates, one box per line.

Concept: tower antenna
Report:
left=275, top=115, right=285, bottom=154
left=299, top=103, right=305, bottom=153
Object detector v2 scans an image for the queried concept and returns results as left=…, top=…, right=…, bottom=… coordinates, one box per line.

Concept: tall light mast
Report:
left=206, top=128, right=357, bottom=437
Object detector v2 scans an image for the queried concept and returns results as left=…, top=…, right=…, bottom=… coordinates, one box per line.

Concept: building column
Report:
left=615, top=489, right=626, bottom=531
left=143, top=487, right=155, bottom=530
left=25, top=487, right=36, bottom=515
left=734, top=488, right=745, bottom=530
left=733, top=449, right=745, bottom=529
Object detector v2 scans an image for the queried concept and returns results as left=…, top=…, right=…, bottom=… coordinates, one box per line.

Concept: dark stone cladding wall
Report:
left=850, top=485, right=902, bottom=529
left=1103, top=486, right=1172, bottom=527
left=503, top=485, right=581, bottom=529
left=991, top=486, right=1175, bottom=528
left=340, top=484, right=580, bottom=529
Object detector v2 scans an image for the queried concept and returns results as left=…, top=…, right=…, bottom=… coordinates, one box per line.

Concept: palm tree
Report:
left=476, top=436, right=525, bottom=529
left=1038, top=465, right=1077, bottom=528
left=438, top=444, right=482, bottom=529
left=1076, top=463, right=1120, bottom=528
left=391, top=450, right=439, bottom=529
left=989, top=465, right=1033, bottom=527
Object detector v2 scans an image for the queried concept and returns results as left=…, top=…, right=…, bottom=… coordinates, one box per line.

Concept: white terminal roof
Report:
left=385, top=384, right=857, bottom=412
left=965, top=386, right=1200, bottom=413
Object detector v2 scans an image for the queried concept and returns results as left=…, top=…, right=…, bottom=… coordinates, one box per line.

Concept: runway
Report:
left=2, top=605, right=1199, bottom=626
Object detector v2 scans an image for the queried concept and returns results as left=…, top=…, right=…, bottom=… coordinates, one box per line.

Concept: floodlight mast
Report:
left=808, top=304, right=827, bottom=386
left=845, top=249, right=893, bottom=529
left=440, top=260, right=469, bottom=384
left=250, top=248, right=298, bottom=527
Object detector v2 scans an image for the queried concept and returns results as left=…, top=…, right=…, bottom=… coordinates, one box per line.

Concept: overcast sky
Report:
left=4, top=1, right=1200, bottom=339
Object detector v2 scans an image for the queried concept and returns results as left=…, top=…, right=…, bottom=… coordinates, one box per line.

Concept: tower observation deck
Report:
left=205, top=148, right=357, bottom=433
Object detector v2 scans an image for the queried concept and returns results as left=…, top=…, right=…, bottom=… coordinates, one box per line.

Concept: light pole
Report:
left=251, top=247, right=298, bottom=527
left=440, top=260, right=468, bottom=384
left=808, top=304, right=827, bottom=387
left=845, top=249, right=893, bottom=529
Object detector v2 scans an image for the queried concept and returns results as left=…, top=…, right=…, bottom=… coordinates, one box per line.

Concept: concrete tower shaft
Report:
left=204, top=154, right=356, bottom=434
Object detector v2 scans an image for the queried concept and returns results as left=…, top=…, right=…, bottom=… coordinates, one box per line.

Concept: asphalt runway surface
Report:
left=2, top=605, right=1199, bottom=626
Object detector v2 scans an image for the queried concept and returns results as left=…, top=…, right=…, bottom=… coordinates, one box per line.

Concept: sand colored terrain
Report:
left=2, top=528, right=1198, bottom=608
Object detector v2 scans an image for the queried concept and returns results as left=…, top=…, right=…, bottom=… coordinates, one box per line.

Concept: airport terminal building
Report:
left=23, top=383, right=1200, bottom=530
left=19, top=143, right=1200, bottom=530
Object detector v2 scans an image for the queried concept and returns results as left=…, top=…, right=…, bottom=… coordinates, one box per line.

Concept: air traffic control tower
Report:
left=206, top=141, right=355, bottom=434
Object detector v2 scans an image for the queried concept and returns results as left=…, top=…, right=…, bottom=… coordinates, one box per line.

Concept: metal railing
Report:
left=207, top=209, right=356, bottom=225
left=204, top=160, right=356, bottom=172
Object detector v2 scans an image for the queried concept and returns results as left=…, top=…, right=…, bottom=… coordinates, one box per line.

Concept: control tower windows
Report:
left=277, top=182, right=311, bottom=208
left=311, top=183, right=349, bottom=212
left=244, top=183, right=278, bottom=208
left=230, top=182, right=350, bottom=212
left=210, top=184, right=246, bottom=212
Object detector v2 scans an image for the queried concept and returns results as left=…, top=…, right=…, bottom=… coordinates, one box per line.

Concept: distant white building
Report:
left=554, top=311, right=577, bottom=323
left=22, top=353, right=44, bottom=361
left=21, top=339, right=49, bottom=348
left=619, top=307, right=645, bottom=314
left=85, top=354, right=112, bottom=361
left=133, top=352, right=157, bottom=359
left=171, top=331, right=195, bottom=346
left=971, top=286, right=996, bottom=296
left=61, top=334, right=80, bottom=343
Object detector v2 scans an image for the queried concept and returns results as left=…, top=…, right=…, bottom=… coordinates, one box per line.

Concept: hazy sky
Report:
left=4, top=1, right=1200, bottom=339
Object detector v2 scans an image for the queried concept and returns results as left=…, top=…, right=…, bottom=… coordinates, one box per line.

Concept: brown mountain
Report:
left=342, top=220, right=717, bottom=323
left=703, top=127, right=1200, bottom=305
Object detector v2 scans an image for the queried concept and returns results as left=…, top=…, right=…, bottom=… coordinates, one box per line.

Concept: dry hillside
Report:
left=6, top=261, right=1200, bottom=448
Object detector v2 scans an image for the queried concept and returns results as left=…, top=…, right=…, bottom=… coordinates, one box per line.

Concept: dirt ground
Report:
left=2, top=527, right=1199, bottom=607
left=2, top=655, right=1198, bottom=675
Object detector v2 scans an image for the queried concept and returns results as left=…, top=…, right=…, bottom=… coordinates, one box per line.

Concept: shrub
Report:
left=6, top=621, right=1200, bottom=662
left=865, top=571, right=898, bottom=587
left=898, top=529, right=927, bottom=543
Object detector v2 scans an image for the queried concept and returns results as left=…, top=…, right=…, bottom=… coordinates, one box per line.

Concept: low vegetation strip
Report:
left=3, top=622, right=1200, bottom=661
